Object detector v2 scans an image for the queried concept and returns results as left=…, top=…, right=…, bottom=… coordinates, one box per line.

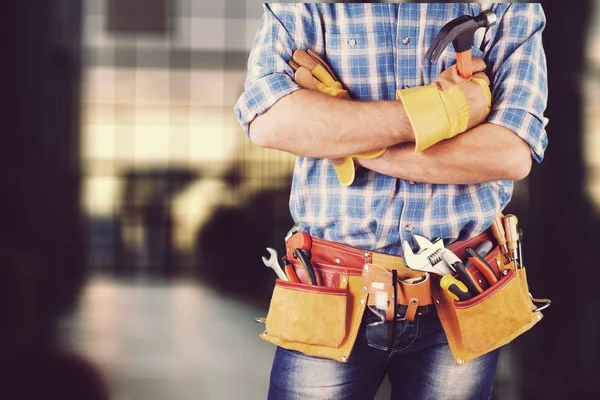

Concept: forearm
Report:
left=358, top=123, right=533, bottom=184
left=249, top=89, right=414, bottom=158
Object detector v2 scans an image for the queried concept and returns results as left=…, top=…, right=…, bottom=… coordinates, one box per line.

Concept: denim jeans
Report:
left=267, top=307, right=499, bottom=400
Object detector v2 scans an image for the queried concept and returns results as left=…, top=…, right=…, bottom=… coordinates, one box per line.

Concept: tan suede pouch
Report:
left=265, top=280, right=348, bottom=347
left=434, top=253, right=544, bottom=365
left=261, top=273, right=369, bottom=362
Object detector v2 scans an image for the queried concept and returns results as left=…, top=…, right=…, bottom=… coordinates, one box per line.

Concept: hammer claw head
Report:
left=425, top=11, right=497, bottom=63
left=426, top=15, right=472, bottom=62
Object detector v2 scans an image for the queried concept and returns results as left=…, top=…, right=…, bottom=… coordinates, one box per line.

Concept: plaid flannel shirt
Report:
left=234, top=3, right=548, bottom=255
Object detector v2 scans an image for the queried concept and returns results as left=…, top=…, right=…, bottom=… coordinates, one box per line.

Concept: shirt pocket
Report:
left=323, top=31, right=394, bottom=100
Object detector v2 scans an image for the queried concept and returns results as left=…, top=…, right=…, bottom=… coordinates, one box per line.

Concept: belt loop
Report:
left=405, top=298, right=419, bottom=321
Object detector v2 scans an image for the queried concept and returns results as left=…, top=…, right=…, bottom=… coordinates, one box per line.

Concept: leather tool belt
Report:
left=260, top=227, right=549, bottom=364
left=285, top=232, right=435, bottom=318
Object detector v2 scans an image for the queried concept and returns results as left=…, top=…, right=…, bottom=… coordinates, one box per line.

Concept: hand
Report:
left=289, top=49, right=387, bottom=186
left=434, top=57, right=491, bottom=131
left=397, top=57, right=492, bottom=153
left=289, top=49, right=350, bottom=99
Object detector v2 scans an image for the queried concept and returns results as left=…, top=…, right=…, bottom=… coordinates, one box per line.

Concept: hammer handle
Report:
left=456, top=50, right=472, bottom=79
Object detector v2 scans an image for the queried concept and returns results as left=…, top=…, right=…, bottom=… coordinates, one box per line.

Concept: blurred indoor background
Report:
left=2, top=0, right=599, bottom=399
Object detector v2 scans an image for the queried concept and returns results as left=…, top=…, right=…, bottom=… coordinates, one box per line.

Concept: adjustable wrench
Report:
left=401, top=235, right=456, bottom=276
left=262, top=248, right=288, bottom=281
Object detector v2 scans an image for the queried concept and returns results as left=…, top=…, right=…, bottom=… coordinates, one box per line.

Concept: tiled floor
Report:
left=58, top=273, right=527, bottom=400
left=58, top=274, right=278, bottom=400
left=57, top=273, right=396, bottom=399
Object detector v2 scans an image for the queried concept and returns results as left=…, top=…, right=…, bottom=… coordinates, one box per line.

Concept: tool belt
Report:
left=260, top=227, right=549, bottom=364
left=286, top=232, right=435, bottom=312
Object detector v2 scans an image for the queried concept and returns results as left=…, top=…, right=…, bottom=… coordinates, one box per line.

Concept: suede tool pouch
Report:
left=261, top=271, right=369, bottom=362
left=434, top=262, right=544, bottom=365
left=265, top=280, right=348, bottom=348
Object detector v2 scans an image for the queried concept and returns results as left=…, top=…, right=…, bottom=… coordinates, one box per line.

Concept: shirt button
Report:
left=409, top=181, right=415, bottom=185
left=405, top=225, right=413, bottom=232
left=348, top=39, right=357, bottom=47
left=402, top=36, right=410, bottom=45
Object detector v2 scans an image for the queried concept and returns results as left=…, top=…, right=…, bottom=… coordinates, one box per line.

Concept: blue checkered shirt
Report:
left=234, top=3, right=548, bottom=255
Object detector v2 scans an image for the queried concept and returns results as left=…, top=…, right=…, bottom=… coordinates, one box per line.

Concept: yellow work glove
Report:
left=397, top=57, right=492, bottom=153
left=289, top=49, right=386, bottom=186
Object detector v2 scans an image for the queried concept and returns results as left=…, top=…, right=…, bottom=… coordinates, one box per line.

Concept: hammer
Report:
left=425, top=10, right=497, bottom=79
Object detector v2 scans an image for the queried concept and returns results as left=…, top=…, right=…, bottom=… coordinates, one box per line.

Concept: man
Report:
left=235, top=3, right=547, bottom=399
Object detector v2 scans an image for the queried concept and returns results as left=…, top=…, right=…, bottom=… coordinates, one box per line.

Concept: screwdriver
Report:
left=518, top=228, right=524, bottom=268
left=491, top=212, right=509, bottom=259
left=503, top=214, right=520, bottom=267
left=440, top=275, right=472, bottom=301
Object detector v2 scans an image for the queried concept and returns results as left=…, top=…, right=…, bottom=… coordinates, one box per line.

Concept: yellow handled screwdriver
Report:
left=440, top=275, right=472, bottom=302
left=503, top=214, right=520, bottom=267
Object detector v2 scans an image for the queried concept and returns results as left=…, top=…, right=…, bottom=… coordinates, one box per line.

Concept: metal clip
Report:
left=531, top=296, right=552, bottom=313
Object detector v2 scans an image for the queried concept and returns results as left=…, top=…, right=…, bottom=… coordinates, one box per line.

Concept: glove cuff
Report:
left=397, top=84, right=450, bottom=153
left=439, top=83, right=470, bottom=137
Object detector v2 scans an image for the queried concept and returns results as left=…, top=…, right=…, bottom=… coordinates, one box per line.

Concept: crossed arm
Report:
left=249, top=88, right=532, bottom=185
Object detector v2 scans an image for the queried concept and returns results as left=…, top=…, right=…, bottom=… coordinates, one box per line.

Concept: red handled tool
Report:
left=464, top=240, right=493, bottom=268
left=465, top=247, right=498, bottom=286
left=286, top=232, right=312, bottom=257
left=284, top=263, right=300, bottom=283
